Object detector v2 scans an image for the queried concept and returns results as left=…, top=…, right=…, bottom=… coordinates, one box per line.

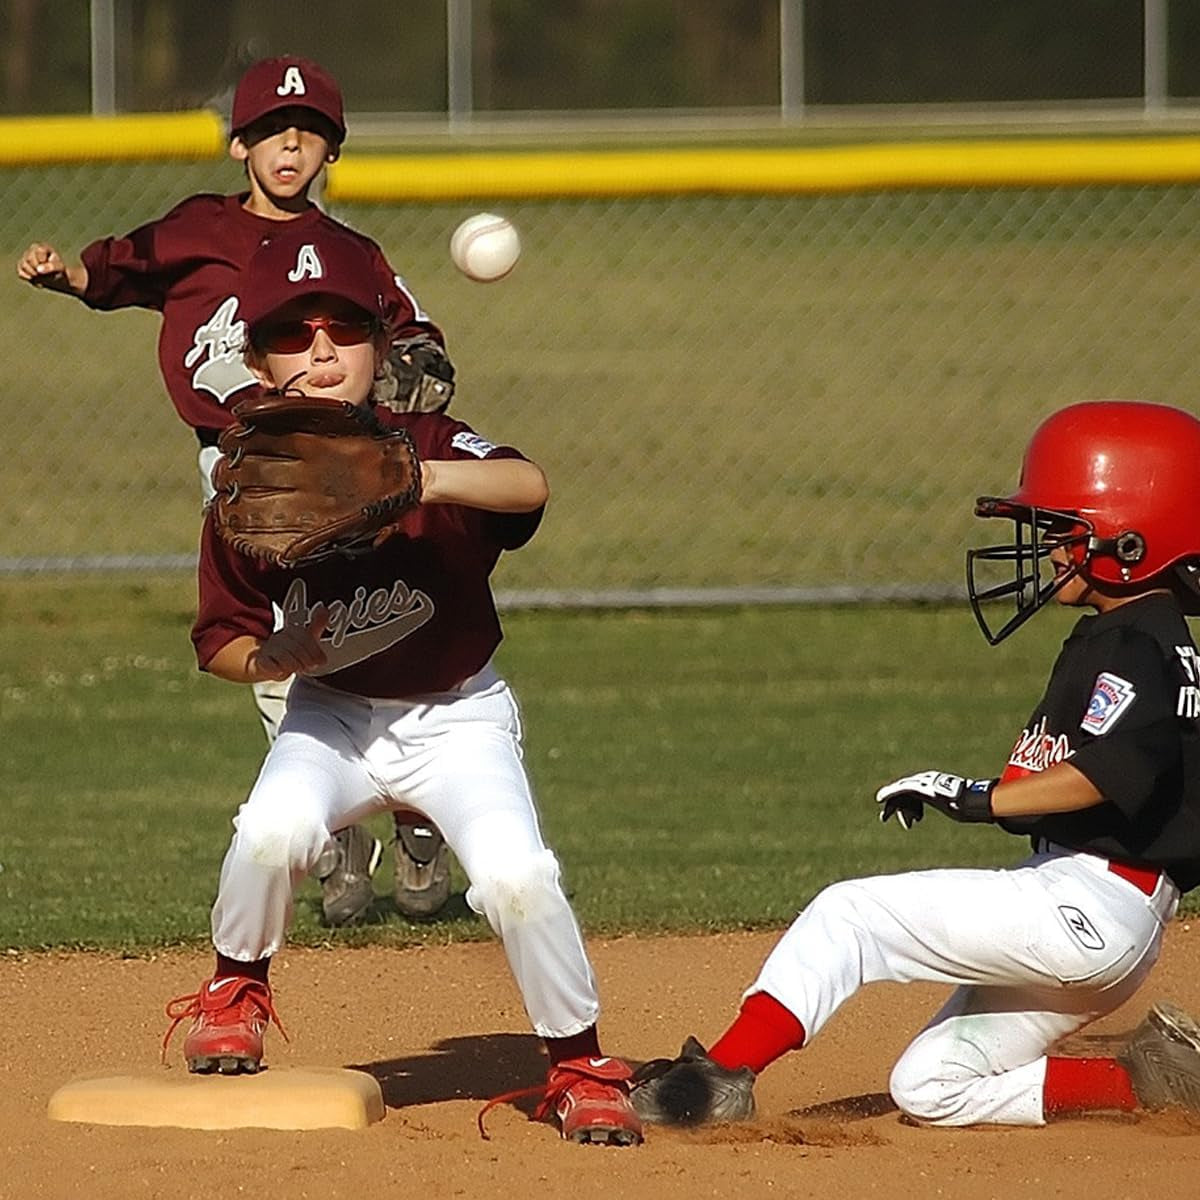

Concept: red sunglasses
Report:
left=254, top=316, right=378, bottom=355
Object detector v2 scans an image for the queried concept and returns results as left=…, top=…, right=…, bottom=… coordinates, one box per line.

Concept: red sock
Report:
left=1043, top=1056, right=1137, bottom=1117
left=708, top=991, right=806, bottom=1075
left=214, top=953, right=271, bottom=984
left=544, top=1024, right=602, bottom=1066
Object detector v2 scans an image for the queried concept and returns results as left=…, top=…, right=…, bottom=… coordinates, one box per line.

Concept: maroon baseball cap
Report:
left=230, top=57, right=346, bottom=144
left=241, top=225, right=385, bottom=335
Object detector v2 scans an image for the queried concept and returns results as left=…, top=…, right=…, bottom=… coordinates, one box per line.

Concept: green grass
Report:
left=4, top=137, right=1199, bottom=951
left=2, top=573, right=1147, bottom=954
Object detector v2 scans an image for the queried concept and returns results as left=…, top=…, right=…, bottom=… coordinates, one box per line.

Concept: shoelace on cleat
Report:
left=476, top=1064, right=627, bottom=1140
left=160, top=980, right=289, bottom=1064
left=476, top=1081, right=548, bottom=1140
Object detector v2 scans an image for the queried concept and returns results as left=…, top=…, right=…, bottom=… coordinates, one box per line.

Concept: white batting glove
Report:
left=876, top=770, right=997, bottom=830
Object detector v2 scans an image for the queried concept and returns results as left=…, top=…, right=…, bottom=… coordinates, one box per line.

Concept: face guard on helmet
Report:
left=967, top=500, right=1145, bottom=644
left=967, top=401, right=1200, bottom=645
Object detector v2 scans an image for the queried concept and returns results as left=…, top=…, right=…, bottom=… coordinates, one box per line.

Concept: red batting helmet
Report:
left=967, top=400, right=1200, bottom=643
left=231, top=57, right=346, bottom=144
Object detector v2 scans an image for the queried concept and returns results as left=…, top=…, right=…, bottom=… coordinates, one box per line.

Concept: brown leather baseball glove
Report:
left=211, top=389, right=422, bottom=568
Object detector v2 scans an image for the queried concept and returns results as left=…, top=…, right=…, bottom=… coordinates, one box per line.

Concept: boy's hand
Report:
left=876, top=770, right=997, bottom=829
left=16, top=243, right=85, bottom=293
left=250, top=606, right=329, bottom=681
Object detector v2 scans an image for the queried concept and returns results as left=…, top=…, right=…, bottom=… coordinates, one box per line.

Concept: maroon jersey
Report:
left=192, top=412, right=542, bottom=698
left=80, top=193, right=442, bottom=435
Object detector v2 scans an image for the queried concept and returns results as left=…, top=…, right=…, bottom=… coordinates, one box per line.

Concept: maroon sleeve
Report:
left=419, top=414, right=544, bottom=551
left=79, top=197, right=208, bottom=312
left=366, top=238, right=447, bottom=349
left=80, top=222, right=168, bottom=311
left=192, top=517, right=277, bottom=670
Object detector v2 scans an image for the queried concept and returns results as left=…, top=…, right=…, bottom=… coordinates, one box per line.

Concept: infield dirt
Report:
left=5, top=926, right=1200, bottom=1200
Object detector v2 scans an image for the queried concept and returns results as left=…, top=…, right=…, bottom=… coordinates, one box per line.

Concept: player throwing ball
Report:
left=17, top=55, right=454, bottom=926
left=162, top=223, right=642, bottom=1147
left=632, top=400, right=1200, bottom=1129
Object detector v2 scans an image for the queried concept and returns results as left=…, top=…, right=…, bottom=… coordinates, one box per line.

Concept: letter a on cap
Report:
left=288, top=244, right=324, bottom=282
left=276, top=65, right=307, bottom=97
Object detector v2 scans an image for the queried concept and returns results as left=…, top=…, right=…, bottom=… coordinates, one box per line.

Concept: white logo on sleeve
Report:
left=288, top=244, right=324, bottom=282
left=394, top=274, right=431, bottom=323
left=1081, top=672, right=1137, bottom=735
left=276, top=66, right=307, bottom=97
left=451, top=431, right=497, bottom=458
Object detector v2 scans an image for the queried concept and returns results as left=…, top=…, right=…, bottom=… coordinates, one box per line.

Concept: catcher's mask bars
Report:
left=968, top=502, right=1100, bottom=645
left=966, top=400, right=1200, bottom=644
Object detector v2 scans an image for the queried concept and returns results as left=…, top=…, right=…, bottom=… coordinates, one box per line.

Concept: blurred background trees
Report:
left=4, top=0, right=1200, bottom=116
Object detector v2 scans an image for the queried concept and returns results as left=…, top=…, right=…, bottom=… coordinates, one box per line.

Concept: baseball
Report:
left=449, top=213, right=521, bottom=282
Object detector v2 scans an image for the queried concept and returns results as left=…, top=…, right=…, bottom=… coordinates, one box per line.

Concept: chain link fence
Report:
left=5, top=162, right=1200, bottom=600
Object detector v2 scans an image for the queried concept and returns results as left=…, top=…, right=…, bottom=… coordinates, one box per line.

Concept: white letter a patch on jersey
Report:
left=287, top=244, right=324, bottom=283
left=1081, top=672, right=1136, bottom=735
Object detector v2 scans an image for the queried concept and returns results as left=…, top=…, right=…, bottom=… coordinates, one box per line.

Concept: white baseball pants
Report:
left=209, top=668, right=600, bottom=1039
left=750, top=845, right=1178, bottom=1125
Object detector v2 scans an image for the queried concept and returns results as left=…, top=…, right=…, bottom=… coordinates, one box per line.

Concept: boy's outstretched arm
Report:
left=420, top=458, right=548, bottom=514
left=877, top=761, right=1105, bottom=830
left=16, top=242, right=88, bottom=295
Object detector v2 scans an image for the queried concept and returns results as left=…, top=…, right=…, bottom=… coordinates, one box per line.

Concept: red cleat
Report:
left=535, top=1057, right=644, bottom=1146
left=162, top=976, right=286, bottom=1075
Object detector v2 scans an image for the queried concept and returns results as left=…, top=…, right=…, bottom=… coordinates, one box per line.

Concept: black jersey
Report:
left=997, top=593, right=1200, bottom=891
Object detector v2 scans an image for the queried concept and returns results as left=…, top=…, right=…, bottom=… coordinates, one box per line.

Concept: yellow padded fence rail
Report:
left=3, top=110, right=1200, bottom=195
left=325, top=137, right=1200, bottom=201
left=0, top=111, right=225, bottom=164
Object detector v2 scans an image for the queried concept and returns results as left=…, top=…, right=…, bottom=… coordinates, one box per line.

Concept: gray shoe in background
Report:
left=393, top=822, right=451, bottom=918
left=317, top=825, right=383, bottom=927
left=1118, top=1000, right=1200, bottom=1112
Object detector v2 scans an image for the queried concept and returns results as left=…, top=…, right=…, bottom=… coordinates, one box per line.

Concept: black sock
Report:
left=544, top=1025, right=602, bottom=1065
left=214, top=952, right=271, bottom=984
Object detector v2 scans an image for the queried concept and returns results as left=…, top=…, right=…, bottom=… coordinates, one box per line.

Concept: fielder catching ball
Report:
left=631, top=400, right=1200, bottom=1128
left=162, top=223, right=643, bottom=1147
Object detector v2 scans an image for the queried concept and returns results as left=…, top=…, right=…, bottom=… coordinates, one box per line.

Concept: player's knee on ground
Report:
left=231, top=794, right=329, bottom=873
left=889, top=1033, right=993, bottom=1126
left=465, top=848, right=568, bottom=933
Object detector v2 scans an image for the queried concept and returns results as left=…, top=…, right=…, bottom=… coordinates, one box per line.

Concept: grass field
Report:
left=5, top=132, right=1198, bottom=953
left=6, top=572, right=1171, bottom=954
